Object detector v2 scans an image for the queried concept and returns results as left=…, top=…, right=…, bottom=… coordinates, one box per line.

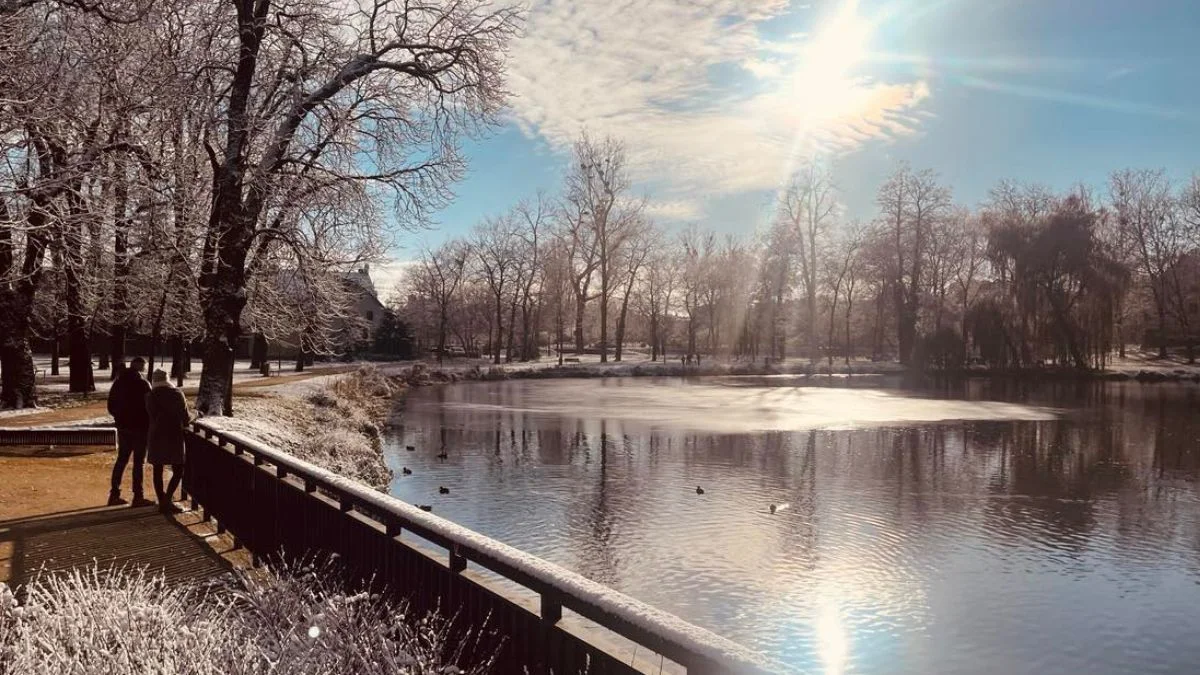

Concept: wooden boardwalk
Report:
left=0, top=504, right=237, bottom=590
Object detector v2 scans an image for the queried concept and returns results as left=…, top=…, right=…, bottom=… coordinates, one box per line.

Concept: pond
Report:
left=386, top=376, right=1200, bottom=674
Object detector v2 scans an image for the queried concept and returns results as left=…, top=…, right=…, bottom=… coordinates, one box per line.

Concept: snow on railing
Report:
left=191, top=420, right=786, bottom=674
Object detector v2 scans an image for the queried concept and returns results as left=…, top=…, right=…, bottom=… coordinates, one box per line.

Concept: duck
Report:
left=401, top=467, right=412, bottom=475
left=439, top=486, right=450, bottom=494
left=405, top=445, right=416, bottom=452
left=436, top=451, right=448, bottom=460
left=695, top=486, right=705, bottom=495
left=769, top=504, right=777, bottom=514
left=417, top=504, right=433, bottom=512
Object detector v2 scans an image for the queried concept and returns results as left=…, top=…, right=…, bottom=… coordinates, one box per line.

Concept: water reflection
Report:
left=387, top=378, right=1200, bottom=674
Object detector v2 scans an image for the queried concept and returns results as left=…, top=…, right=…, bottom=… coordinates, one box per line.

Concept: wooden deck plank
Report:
left=0, top=505, right=233, bottom=589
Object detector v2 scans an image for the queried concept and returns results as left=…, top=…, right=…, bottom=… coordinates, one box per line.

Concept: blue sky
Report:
left=382, top=0, right=1199, bottom=279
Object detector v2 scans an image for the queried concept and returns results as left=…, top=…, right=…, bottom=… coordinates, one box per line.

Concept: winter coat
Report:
left=107, top=369, right=151, bottom=431
left=146, top=385, right=189, bottom=465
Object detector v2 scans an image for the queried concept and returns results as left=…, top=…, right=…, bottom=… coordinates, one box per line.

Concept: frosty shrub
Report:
left=231, top=560, right=497, bottom=674
left=0, top=563, right=496, bottom=675
left=297, top=428, right=392, bottom=490
left=0, top=569, right=246, bottom=675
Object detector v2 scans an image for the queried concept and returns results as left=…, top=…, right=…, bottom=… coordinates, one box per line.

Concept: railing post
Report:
left=339, top=497, right=353, bottom=513
left=386, top=522, right=402, bottom=538
left=449, top=546, right=467, bottom=574
left=541, top=594, right=562, bottom=625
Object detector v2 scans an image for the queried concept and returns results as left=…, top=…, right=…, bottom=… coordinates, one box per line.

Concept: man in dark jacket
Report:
left=106, top=357, right=153, bottom=506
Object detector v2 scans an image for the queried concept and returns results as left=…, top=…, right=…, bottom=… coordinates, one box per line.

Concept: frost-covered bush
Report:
left=231, top=561, right=496, bottom=674
left=296, top=428, right=392, bottom=490
left=0, top=564, right=494, bottom=675
left=0, top=569, right=246, bottom=675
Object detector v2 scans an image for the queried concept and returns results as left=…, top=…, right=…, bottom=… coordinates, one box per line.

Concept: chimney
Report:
left=360, top=264, right=369, bottom=275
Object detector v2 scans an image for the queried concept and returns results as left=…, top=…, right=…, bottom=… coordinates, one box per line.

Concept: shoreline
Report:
left=387, top=358, right=1200, bottom=387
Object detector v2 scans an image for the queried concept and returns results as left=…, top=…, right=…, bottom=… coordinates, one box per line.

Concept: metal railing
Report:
left=184, top=421, right=782, bottom=675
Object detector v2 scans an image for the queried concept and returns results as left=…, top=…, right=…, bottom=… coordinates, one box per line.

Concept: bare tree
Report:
left=473, top=215, right=520, bottom=364
left=877, top=163, right=952, bottom=365
left=414, top=241, right=470, bottom=363
left=564, top=134, right=643, bottom=362
left=780, top=161, right=837, bottom=361
left=1109, top=169, right=1185, bottom=358
left=193, top=0, right=520, bottom=414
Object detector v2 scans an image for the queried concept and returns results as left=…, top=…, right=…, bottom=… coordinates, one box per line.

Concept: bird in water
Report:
left=405, top=445, right=415, bottom=452
left=769, top=504, right=777, bottom=514
left=417, top=504, right=432, bottom=512
left=436, top=451, right=448, bottom=460
left=695, top=486, right=705, bottom=495
left=439, top=486, right=450, bottom=494
left=402, top=467, right=412, bottom=475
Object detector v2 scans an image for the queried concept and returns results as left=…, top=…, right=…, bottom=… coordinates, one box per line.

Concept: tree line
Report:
left=402, top=146, right=1200, bottom=372
left=0, top=0, right=520, bottom=410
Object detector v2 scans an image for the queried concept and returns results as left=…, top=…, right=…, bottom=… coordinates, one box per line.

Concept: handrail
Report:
left=191, top=420, right=783, bottom=674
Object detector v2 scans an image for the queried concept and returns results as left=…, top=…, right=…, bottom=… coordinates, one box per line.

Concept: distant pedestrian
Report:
left=146, top=369, right=190, bottom=514
left=107, top=357, right=153, bottom=507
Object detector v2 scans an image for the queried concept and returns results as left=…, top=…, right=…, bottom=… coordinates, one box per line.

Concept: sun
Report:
left=805, top=0, right=872, bottom=79
left=777, top=0, right=878, bottom=148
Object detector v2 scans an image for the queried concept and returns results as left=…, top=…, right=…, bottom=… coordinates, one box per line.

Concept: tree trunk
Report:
left=1157, top=306, right=1169, bottom=359
left=170, top=335, right=186, bottom=382
left=599, top=294, right=609, bottom=363
left=64, top=215, right=95, bottom=393
left=493, top=296, right=503, bottom=364
left=573, top=291, right=587, bottom=354
left=614, top=301, right=628, bottom=362
left=0, top=339, right=36, bottom=409
left=196, top=278, right=247, bottom=416
left=50, top=337, right=60, bottom=376
left=249, top=332, right=267, bottom=369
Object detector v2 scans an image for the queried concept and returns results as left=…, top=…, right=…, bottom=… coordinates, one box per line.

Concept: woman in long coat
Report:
left=146, top=369, right=189, bottom=514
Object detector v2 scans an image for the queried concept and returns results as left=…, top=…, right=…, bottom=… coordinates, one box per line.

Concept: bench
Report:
left=0, top=427, right=117, bottom=448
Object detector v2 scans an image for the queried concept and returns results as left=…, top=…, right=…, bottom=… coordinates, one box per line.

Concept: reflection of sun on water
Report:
left=817, top=597, right=850, bottom=675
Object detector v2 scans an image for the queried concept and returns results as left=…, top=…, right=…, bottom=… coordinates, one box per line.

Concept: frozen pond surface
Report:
left=387, top=376, right=1200, bottom=674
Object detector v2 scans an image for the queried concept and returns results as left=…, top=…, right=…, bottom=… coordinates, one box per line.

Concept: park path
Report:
left=1, top=366, right=354, bottom=428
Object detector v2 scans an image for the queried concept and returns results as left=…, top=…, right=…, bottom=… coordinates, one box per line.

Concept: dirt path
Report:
left=0, top=367, right=353, bottom=521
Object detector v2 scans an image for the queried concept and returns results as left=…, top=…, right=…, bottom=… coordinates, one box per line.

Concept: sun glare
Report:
left=806, top=0, right=872, bottom=78
left=816, top=597, right=850, bottom=675
left=783, top=0, right=875, bottom=128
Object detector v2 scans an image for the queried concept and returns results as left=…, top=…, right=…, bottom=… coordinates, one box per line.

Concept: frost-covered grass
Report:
left=0, top=562, right=494, bottom=675
left=206, top=366, right=401, bottom=490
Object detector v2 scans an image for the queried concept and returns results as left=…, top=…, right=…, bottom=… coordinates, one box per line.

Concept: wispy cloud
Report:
left=957, top=74, right=1191, bottom=121
left=506, top=0, right=931, bottom=216
left=643, top=198, right=706, bottom=222
left=1105, top=66, right=1136, bottom=80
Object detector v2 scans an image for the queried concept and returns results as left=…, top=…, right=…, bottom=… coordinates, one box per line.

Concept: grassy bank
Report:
left=205, top=366, right=403, bottom=490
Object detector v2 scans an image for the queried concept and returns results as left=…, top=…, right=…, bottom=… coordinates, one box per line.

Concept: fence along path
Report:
left=185, top=421, right=785, bottom=674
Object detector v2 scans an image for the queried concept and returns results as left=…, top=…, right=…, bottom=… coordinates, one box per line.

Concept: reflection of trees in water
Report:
left=403, top=380, right=1200, bottom=583
left=567, top=420, right=621, bottom=586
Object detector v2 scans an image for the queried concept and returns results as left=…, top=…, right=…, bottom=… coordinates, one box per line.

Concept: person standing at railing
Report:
left=106, top=357, right=153, bottom=507
left=146, top=369, right=189, bottom=514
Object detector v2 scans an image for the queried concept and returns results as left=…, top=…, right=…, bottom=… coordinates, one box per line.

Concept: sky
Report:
left=375, top=0, right=1200, bottom=293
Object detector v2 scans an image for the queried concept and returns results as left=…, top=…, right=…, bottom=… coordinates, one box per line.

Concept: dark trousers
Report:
left=152, top=463, right=184, bottom=503
left=110, top=429, right=147, bottom=498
